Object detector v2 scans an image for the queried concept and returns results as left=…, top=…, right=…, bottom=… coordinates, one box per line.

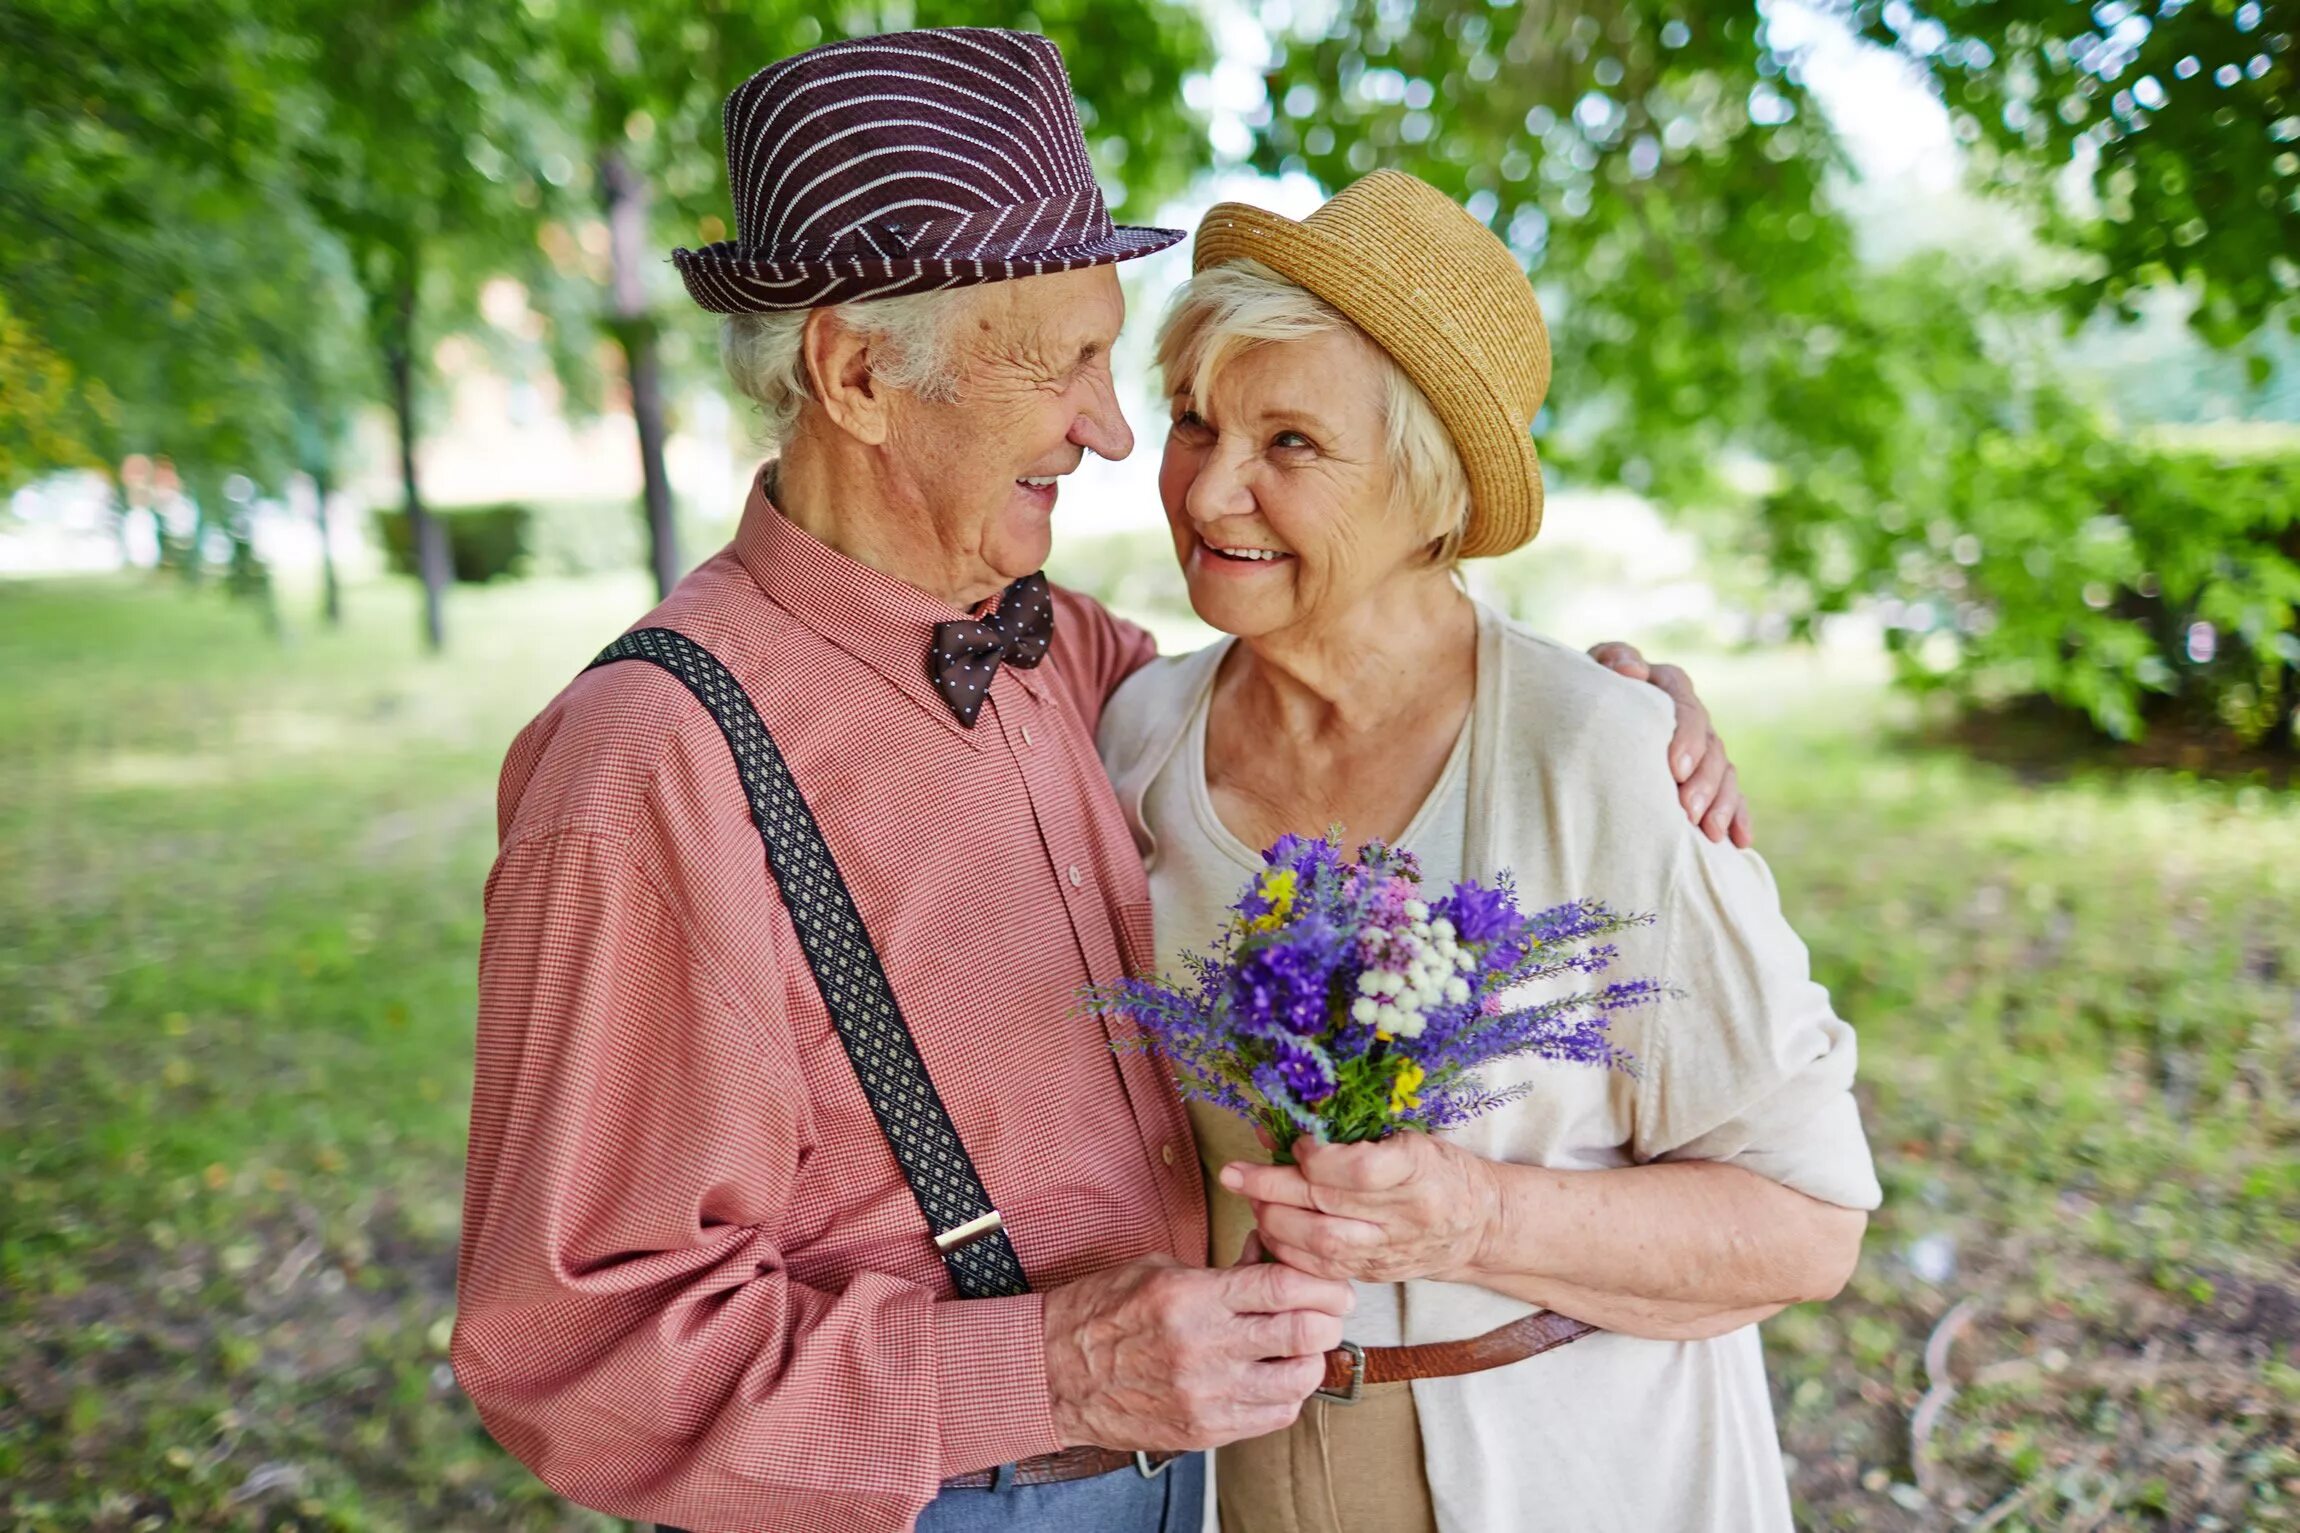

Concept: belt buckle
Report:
left=1313, top=1339, right=1366, bottom=1405
left=1134, top=1450, right=1172, bottom=1479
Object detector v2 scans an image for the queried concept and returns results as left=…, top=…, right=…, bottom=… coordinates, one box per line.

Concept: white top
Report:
left=1098, top=603, right=1882, bottom=1533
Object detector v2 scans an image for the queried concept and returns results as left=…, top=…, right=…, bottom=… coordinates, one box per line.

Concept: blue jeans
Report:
left=654, top=1452, right=1205, bottom=1533
left=915, top=1452, right=1205, bottom=1533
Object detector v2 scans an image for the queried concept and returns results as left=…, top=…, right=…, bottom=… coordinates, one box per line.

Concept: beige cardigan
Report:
left=1098, top=600, right=1882, bottom=1533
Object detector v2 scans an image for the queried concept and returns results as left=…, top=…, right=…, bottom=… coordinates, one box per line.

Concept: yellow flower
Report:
left=1388, top=1058, right=1425, bottom=1116
left=1246, top=868, right=1299, bottom=933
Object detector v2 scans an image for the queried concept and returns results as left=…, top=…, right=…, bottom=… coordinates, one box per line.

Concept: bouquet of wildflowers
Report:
left=1093, top=834, right=1666, bottom=1156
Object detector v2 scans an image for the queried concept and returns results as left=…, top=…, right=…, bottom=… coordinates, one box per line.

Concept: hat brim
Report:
left=1193, top=203, right=1542, bottom=558
left=675, top=224, right=1183, bottom=315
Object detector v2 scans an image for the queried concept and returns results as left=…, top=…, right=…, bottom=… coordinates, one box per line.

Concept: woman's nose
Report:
left=1184, top=441, right=1255, bottom=525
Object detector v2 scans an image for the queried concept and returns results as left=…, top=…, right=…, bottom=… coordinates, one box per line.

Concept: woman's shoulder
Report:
left=1095, top=639, right=1227, bottom=775
left=1487, top=611, right=1679, bottom=774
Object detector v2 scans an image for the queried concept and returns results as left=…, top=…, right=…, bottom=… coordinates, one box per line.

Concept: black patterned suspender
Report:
left=587, top=627, right=1029, bottom=1300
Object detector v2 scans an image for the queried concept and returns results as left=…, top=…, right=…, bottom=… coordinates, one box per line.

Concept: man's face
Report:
left=880, top=264, right=1133, bottom=600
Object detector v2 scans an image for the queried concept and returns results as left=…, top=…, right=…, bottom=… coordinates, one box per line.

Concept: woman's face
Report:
left=1159, top=327, right=1435, bottom=642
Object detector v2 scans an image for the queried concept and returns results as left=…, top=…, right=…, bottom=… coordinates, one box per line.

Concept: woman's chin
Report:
left=1184, top=572, right=1292, bottom=638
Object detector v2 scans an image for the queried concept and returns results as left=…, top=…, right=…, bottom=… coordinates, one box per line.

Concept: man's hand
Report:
left=1041, top=1253, right=1353, bottom=1452
left=1587, top=641, right=1752, bottom=847
left=1223, top=1133, right=1498, bottom=1285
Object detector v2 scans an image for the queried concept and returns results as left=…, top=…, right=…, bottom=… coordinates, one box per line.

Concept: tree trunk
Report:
left=311, top=460, right=343, bottom=628
left=602, top=145, right=680, bottom=599
left=386, top=279, right=449, bottom=651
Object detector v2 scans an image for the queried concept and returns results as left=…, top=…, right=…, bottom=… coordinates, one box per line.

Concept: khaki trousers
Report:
left=1215, top=1381, right=1439, bottom=1533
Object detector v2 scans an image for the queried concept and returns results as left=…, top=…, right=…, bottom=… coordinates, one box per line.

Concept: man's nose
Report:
left=1070, top=370, right=1135, bottom=462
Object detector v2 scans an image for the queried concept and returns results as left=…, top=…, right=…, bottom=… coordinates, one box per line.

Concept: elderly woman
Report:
left=1096, top=172, right=1881, bottom=1533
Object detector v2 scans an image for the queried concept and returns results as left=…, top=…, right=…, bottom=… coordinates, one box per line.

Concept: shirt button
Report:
left=1020, top=724, right=1034, bottom=746
left=1161, top=1142, right=1177, bottom=1167
left=1067, top=864, right=1084, bottom=888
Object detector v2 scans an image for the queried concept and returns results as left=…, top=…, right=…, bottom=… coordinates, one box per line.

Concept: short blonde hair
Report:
left=1154, top=259, right=1473, bottom=565
left=720, top=287, right=973, bottom=451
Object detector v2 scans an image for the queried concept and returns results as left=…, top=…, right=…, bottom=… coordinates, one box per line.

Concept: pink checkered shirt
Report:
left=453, top=477, right=1206, bottom=1532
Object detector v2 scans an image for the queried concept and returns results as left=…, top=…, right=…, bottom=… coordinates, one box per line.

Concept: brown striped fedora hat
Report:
left=673, top=28, right=1183, bottom=314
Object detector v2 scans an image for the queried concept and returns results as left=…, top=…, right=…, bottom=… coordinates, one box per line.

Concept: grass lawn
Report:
left=2, top=573, right=2294, bottom=1532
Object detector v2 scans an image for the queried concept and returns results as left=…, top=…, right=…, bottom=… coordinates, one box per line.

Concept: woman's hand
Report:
left=1221, top=1132, right=1499, bottom=1285
left=1586, top=641, right=1752, bottom=848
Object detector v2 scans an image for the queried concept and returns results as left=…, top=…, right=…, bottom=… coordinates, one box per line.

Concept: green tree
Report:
left=1844, top=0, right=2298, bottom=362
left=0, top=0, right=364, bottom=606
left=289, top=0, right=565, bottom=651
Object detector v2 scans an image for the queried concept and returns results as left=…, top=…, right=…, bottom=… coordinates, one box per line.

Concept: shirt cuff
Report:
left=933, top=1292, right=1060, bottom=1479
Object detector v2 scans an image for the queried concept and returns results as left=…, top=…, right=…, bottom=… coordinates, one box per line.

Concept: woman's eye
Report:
left=1173, top=408, right=1209, bottom=432
left=1272, top=430, right=1313, bottom=450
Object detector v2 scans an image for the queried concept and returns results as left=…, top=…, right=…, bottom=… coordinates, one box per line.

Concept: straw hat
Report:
left=1192, top=171, right=1551, bottom=558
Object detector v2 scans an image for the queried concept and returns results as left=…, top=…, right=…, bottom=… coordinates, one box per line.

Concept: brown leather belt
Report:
left=935, top=1312, right=1593, bottom=1492
left=940, top=1445, right=1183, bottom=1490
left=1316, top=1310, right=1598, bottom=1402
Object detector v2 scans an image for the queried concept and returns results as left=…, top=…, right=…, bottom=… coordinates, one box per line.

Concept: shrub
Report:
left=1763, top=430, right=2299, bottom=747
left=375, top=503, right=531, bottom=584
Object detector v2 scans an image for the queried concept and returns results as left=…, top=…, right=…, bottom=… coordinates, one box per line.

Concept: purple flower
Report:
left=1231, top=916, right=1347, bottom=1037
left=1271, top=1037, right=1337, bottom=1103
left=1264, top=833, right=1344, bottom=884
left=1435, top=881, right=1520, bottom=945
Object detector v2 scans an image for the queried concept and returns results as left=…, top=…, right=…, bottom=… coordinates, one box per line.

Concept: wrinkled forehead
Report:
left=960, top=265, right=1128, bottom=359
left=1189, top=327, right=1389, bottom=425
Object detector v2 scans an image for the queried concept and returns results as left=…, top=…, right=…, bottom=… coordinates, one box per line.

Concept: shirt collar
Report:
left=731, top=466, right=1041, bottom=743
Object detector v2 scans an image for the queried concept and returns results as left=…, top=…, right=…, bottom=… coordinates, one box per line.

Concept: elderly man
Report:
left=452, top=28, right=1743, bottom=1533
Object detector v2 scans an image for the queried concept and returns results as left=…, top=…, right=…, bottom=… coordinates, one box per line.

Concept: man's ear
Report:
left=801, top=309, right=892, bottom=446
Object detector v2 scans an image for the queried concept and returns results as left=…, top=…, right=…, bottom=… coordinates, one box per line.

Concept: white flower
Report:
left=1352, top=997, right=1379, bottom=1023
left=1430, top=917, right=1456, bottom=943
left=1444, top=976, right=1470, bottom=1005
left=1456, top=950, right=1478, bottom=972
left=1391, top=1010, right=1428, bottom=1039
left=1404, top=899, right=1429, bottom=922
left=1357, top=971, right=1384, bottom=997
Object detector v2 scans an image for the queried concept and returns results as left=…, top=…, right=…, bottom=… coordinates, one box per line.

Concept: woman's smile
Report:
left=1192, top=534, right=1297, bottom=574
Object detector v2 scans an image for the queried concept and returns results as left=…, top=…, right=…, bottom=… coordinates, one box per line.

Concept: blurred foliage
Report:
left=1728, top=253, right=2300, bottom=743
left=1845, top=0, right=2299, bottom=358
left=0, top=295, right=102, bottom=485
left=0, top=1, right=369, bottom=520
left=2, top=577, right=2292, bottom=1527
left=376, top=504, right=536, bottom=584
left=1767, top=424, right=2300, bottom=743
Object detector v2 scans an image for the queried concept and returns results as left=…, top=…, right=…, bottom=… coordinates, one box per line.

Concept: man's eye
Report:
left=1174, top=408, right=1209, bottom=431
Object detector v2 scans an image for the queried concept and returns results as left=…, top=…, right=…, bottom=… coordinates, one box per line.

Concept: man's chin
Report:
left=988, top=498, right=1057, bottom=578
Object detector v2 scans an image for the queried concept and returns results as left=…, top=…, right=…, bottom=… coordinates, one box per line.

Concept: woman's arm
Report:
left=1460, top=1158, right=1867, bottom=1337
left=1225, top=1135, right=1866, bottom=1343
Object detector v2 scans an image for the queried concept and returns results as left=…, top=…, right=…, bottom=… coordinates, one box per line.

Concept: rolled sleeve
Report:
left=1632, top=835, right=1883, bottom=1212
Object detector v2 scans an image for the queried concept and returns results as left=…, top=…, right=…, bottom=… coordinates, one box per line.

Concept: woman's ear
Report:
left=800, top=309, right=893, bottom=446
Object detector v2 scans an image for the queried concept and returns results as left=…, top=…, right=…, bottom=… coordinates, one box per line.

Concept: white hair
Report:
left=720, top=288, right=975, bottom=451
left=1154, top=259, right=1473, bottom=566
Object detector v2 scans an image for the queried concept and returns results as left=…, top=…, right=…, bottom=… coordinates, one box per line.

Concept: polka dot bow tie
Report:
left=928, top=572, right=1054, bottom=728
